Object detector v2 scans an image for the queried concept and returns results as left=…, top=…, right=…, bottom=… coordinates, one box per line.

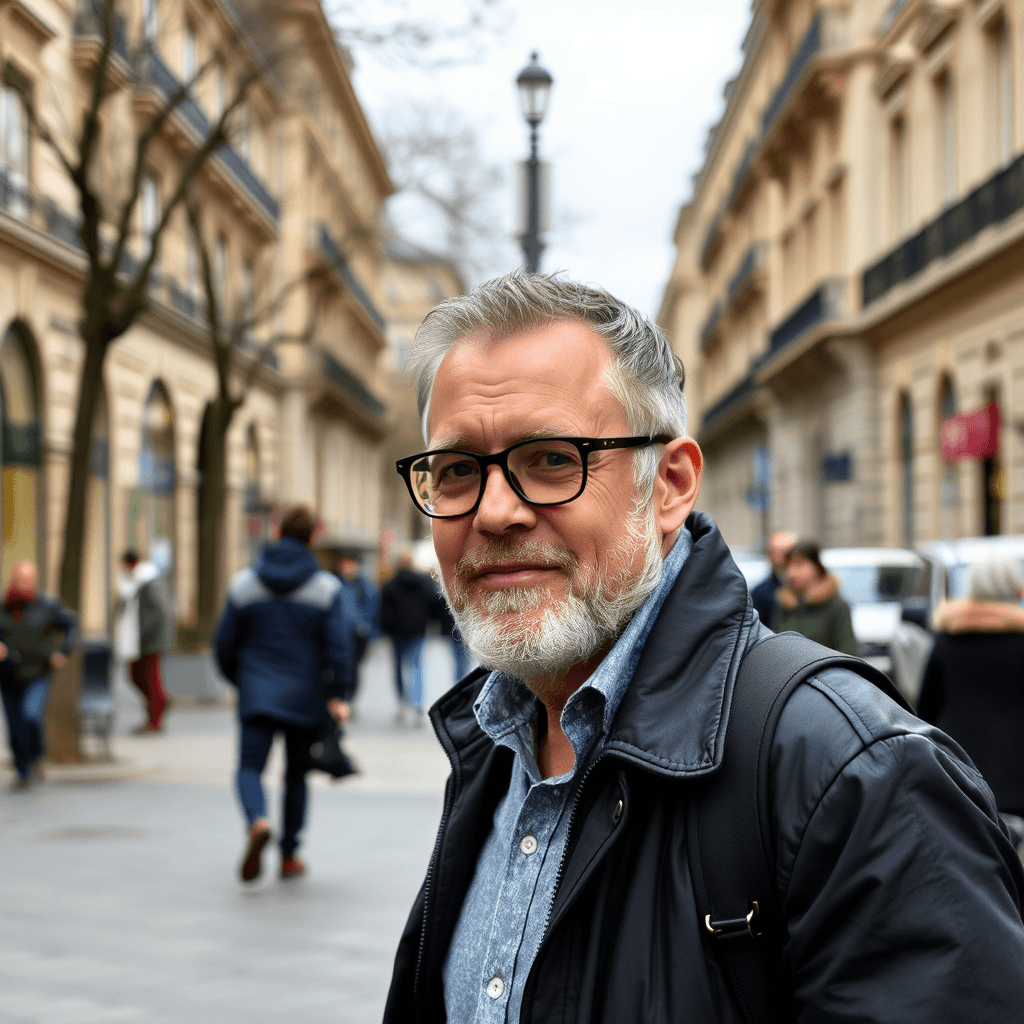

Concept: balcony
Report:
left=769, top=279, right=845, bottom=354
left=320, top=349, right=386, bottom=420
left=762, top=14, right=822, bottom=137
left=317, top=223, right=385, bottom=332
left=700, top=213, right=724, bottom=271
left=135, top=49, right=279, bottom=224
left=862, top=154, right=1024, bottom=306
left=699, top=301, right=723, bottom=352
left=73, top=4, right=129, bottom=74
left=727, top=241, right=767, bottom=310
left=700, top=370, right=758, bottom=436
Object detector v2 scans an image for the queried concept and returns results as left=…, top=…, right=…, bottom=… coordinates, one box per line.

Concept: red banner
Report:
left=940, top=403, right=1001, bottom=463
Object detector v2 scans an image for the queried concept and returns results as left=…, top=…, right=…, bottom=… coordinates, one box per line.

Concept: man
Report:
left=336, top=553, right=381, bottom=700
left=749, top=530, right=795, bottom=626
left=0, top=560, right=78, bottom=789
left=113, top=548, right=170, bottom=733
left=380, top=550, right=437, bottom=723
left=384, top=272, right=1024, bottom=1023
left=215, top=506, right=355, bottom=882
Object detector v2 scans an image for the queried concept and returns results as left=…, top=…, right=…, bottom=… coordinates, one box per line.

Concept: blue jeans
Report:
left=391, top=636, right=426, bottom=709
left=1, top=676, right=51, bottom=779
left=447, top=634, right=473, bottom=682
left=236, top=718, right=317, bottom=857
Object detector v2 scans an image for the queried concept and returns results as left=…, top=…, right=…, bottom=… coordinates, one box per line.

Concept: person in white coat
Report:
left=113, top=549, right=170, bottom=732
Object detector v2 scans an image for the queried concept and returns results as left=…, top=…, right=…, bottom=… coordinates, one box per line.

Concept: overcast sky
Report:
left=350, top=0, right=751, bottom=318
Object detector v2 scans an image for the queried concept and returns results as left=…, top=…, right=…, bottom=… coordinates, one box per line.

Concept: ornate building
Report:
left=0, top=0, right=392, bottom=639
left=660, top=0, right=1024, bottom=550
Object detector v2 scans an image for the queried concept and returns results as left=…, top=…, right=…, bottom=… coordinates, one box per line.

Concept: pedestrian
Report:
left=380, top=550, right=436, bottom=722
left=918, top=554, right=1024, bottom=820
left=385, top=271, right=1024, bottom=1022
left=214, top=505, right=355, bottom=882
left=113, top=548, right=170, bottom=733
left=749, top=530, right=794, bottom=626
left=771, top=539, right=859, bottom=655
left=433, top=583, right=473, bottom=684
left=0, top=560, right=77, bottom=790
left=336, top=553, right=381, bottom=700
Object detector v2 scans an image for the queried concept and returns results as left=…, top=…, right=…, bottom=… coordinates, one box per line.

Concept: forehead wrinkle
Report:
left=428, top=425, right=578, bottom=453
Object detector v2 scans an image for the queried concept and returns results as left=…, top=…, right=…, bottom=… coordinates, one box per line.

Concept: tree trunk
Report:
left=47, top=328, right=109, bottom=762
left=196, top=398, right=233, bottom=641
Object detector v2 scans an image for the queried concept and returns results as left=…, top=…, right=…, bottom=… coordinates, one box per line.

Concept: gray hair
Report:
left=406, top=270, right=688, bottom=499
left=967, top=554, right=1024, bottom=602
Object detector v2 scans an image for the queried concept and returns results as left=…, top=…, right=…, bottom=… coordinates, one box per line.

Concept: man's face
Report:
left=428, top=321, right=662, bottom=682
left=767, top=533, right=795, bottom=570
left=338, top=557, right=357, bottom=580
left=10, top=560, right=36, bottom=594
left=786, top=555, right=821, bottom=594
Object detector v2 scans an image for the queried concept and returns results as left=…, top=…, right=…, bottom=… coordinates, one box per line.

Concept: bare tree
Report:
left=4, top=0, right=279, bottom=759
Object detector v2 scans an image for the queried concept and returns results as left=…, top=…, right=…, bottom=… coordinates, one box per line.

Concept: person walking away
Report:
left=750, top=530, right=795, bottom=626
left=771, top=539, right=859, bottom=655
left=380, top=551, right=435, bottom=723
left=433, top=582, right=473, bottom=684
left=336, top=554, right=381, bottom=701
left=215, top=505, right=355, bottom=882
left=113, top=549, right=170, bottom=733
left=918, top=554, right=1024, bottom=829
left=0, top=560, right=78, bottom=789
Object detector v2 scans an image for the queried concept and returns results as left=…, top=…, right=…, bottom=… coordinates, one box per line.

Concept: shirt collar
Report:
left=473, top=527, right=693, bottom=776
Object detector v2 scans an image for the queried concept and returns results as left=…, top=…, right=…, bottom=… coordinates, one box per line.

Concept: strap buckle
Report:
left=705, top=901, right=760, bottom=939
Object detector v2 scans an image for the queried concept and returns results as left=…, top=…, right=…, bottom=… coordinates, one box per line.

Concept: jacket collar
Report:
left=429, top=511, right=756, bottom=781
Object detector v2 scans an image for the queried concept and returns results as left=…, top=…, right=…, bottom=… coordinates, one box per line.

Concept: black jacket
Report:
left=0, top=594, right=78, bottom=686
left=381, top=568, right=437, bottom=639
left=385, top=513, right=1024, bottom=1024
left=918, top=598, right=1024, bottom=817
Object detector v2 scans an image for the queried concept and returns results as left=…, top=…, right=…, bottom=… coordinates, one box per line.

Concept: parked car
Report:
left=820, top=547, right=931, bottom=695
left=916, top=535, right=1024, bottom=607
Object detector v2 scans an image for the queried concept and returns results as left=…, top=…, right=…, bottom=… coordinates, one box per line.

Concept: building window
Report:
left=215, top=60, right=226, bottom=119
left=183, top=21, right=197, bottom=84
left=140, top=173, right=160, bottom=267
left=0, top=84, right=29, bottom=219
left=899, top=391, right=914, bottom=546
left=144, top=0, right=158, bottom=43
left=214, top=235, right=228, bottom=317
left=240, top=259, right=253, bottom=341
left=185, top=232, right=199, bottom=301
left=935, top=72, right=957, bottom=205
left=236, top=106, right=250, bottom=160
left=939, top=374, right=958, bottom=535
left=989, top=19, right=1014, bottom=166
left=889, top=114, right=910, bottom=239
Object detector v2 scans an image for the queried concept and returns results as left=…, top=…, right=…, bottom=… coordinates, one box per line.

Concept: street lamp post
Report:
left=516, top=52, right=553, bottom=273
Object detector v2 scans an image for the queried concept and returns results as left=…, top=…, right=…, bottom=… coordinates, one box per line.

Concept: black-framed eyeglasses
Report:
left=395, top=435, right=673, bottom=520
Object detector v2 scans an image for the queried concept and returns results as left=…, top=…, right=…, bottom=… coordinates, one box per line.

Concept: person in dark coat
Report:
left=384, top=272, right=1024, bottom=1023
left=336, top=554, right=381, bottom=700
left=0, top=560, right=78, bottom=789
left=380, top=551, right=437, bottom=721
left=749, top=530, right=794, bottom=626
left=771, top=539, right=859, bottom=656
left=215, top=506, right=356, bottom=882
left=918, top=554, right=1024, bottom=819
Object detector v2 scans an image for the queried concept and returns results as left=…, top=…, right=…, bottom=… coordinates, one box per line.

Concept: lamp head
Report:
left=516, top=51, right=553, bottom=127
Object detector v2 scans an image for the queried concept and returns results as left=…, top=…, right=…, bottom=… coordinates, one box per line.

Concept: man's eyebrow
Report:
left=426, top=427, right=572, bottom=453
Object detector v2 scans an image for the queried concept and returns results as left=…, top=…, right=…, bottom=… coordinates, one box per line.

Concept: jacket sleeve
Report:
left=213, top=598, right=242, bottom=686
left=52, top=599, right=79, bottom=654
left=777, top=698, right=1024, bottom=1022
left=324, top=588, right=356, bottom=700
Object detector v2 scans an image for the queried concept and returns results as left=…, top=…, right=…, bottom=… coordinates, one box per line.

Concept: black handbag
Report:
left=307, top=717, right=359, bottom=780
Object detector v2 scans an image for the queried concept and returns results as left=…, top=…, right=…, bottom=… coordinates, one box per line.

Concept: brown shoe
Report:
left=280, top=855, right=306, bottom=879
left=239, top=819, right=271, bottom=882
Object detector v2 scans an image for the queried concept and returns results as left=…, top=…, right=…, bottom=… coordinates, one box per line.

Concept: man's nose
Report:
left=472, top=464, right=536, bottom=534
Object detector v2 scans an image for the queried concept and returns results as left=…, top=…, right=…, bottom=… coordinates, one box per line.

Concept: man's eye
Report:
left=437, top=460, right=478, bottom=481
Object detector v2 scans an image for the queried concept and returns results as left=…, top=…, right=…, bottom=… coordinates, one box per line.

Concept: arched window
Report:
left=0, top=324, right=41, bottom=587
left=899, top=391, right=914, bottom=546
left=136, top=381, right=175, bottom=583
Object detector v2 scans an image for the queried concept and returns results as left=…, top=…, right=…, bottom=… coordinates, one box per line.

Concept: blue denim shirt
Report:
left=442, top=528, right=693, bottom=1023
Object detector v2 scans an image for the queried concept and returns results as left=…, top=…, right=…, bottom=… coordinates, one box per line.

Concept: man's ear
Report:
left=653, top=438, right=703, bottom=538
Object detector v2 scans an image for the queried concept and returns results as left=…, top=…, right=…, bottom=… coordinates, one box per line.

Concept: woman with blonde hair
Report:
left=918, top=554, right=1024, bottom=819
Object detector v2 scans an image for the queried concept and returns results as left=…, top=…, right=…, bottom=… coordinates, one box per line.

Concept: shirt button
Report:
left=520, top=834, right=538, bottom=855
left=487, top=976, right=504, bottom=999
left=613, top=799, right=624, bottom=822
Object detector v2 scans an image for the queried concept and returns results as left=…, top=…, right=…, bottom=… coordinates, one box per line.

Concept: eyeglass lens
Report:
left=410, top=440, right=585, bottom=516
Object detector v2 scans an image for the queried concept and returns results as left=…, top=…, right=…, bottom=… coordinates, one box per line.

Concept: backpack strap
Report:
left=686, top=632, right=911, bottom=1024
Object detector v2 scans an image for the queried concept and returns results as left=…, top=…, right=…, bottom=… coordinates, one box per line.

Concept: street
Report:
left=0, top=639, right=459, bottom=1024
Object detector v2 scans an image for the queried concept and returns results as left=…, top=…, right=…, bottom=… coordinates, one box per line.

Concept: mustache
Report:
left=452, top=539, right=579, bottom=585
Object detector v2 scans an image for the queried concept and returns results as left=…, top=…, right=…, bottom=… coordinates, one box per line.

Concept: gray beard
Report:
left=437, top=507, right=665, bottom=697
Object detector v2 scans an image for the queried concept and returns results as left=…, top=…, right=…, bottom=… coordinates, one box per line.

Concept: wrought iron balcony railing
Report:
left=317, top=224, right=385, bottom=332
left=769, top=278, right=845, bottom=354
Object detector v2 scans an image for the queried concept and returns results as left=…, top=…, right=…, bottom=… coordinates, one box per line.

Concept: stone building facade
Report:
left=0, top=0, right=392, bottom=640
left=659, top=0, right=1024, bottom=551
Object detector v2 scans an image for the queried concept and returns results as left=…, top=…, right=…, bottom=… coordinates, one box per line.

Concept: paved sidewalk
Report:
left=0, top=638, right=465, bottom=1024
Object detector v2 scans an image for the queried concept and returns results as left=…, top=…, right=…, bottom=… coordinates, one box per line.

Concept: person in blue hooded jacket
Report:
left=215, top=505, right=356, bottom=882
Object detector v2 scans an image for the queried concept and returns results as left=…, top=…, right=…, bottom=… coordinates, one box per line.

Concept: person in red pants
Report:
left=113, top=549, right=170, bottom=732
